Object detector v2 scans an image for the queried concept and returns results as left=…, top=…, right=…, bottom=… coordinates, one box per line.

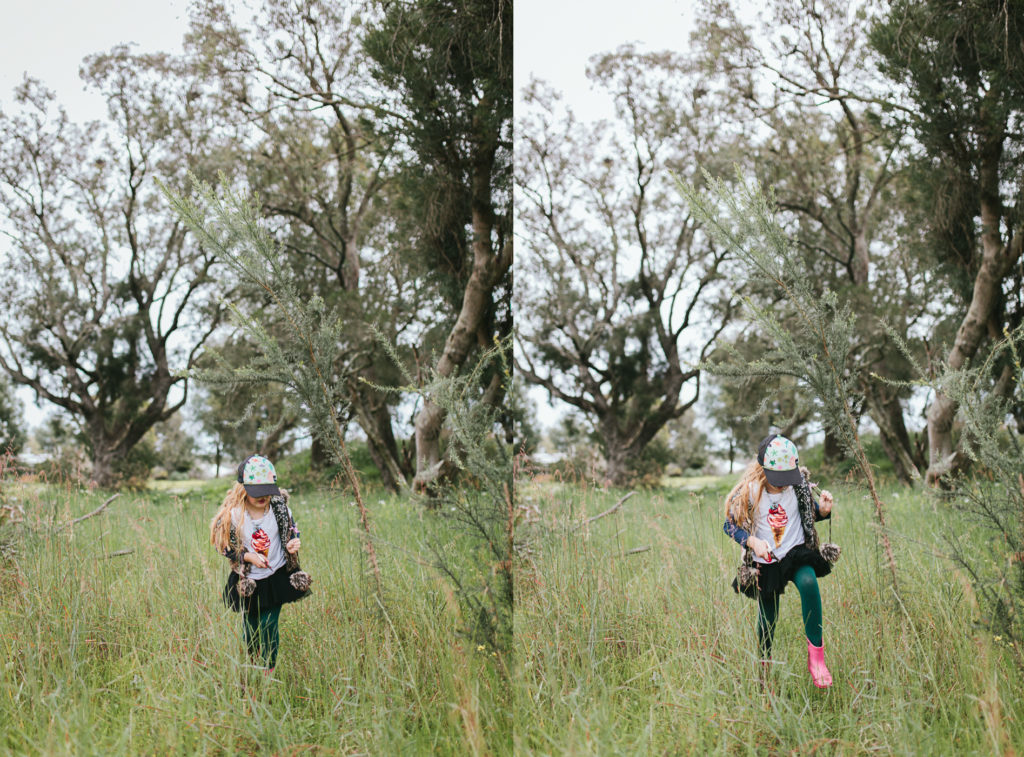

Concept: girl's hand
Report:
left=286, top=538, right=301, bottom=554
left=747, top=536, right=773, bottom=561
left=244, top=552, right=269, bottom=569
left=819, top=490, right=834, bottom=516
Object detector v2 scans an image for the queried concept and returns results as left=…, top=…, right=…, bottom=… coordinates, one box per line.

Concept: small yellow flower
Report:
left=491, top=652, right=497, bottom=657
left=994, top=635, right=1003, bottom=642
left=477, top=645, right=486, bottom=652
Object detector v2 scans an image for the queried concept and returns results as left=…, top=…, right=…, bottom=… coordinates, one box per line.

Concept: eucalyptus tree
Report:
left=0, top=379, right=24, bottom=456
left=185, top=0, right=419, bottom=491
left=193, top=335, right=303, bottom=476
left=693, top=0, right=937, bottom=483
left=0, top=50, right=230, bottom=487
left=515, top=50, right=745, bottom=486
left=872, top=0, right=1024, bottom=484
left=363, top=0, right=513, bottom=492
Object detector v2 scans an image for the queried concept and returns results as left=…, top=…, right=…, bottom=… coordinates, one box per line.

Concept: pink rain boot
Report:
left=806, top=639, right=832, bottom=688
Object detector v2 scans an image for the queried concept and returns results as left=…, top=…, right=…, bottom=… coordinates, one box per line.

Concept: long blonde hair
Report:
left=723, top=462, right=768, bottom=531
left=210, top=482, right=248, bottom=554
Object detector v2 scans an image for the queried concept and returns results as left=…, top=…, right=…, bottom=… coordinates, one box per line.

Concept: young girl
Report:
left=723, top=434, right=836, bottom=688
left=210, top=455, right=311, bottom=673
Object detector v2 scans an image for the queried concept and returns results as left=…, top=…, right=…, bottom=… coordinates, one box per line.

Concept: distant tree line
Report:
left=516, top=0, right=1023, bottom=487
left=0, top=0, right=510, bottom=490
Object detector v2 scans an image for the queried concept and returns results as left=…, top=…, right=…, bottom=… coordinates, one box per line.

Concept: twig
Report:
left=102, top=548, right=134, bottom=559
left=573, top=491, right=636, bottom=531
left=62, top=494, right=120, bottom=530
left=619, top=545, right=651, bottom=557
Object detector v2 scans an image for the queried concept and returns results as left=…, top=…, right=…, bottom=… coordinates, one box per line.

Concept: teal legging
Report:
left=757, top=565, right=822, bottom=656
left=244, top=603, right=281, bottom=668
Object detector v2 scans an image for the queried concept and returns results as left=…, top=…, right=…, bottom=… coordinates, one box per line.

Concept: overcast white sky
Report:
left=0, top=0, right=190, bottom=123
left=514, top=0, right=695, bottom=121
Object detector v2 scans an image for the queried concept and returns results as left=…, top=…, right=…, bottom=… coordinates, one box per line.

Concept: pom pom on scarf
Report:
left=289, top=571, right=312, bottom=592
left=738, top=562, right=759, bottom=590
left=820, top=542, right=841, bottom=564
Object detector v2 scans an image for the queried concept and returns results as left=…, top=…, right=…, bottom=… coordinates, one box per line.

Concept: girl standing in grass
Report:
left=210, top=455, right=311, bottom=674
left=723, top=434, right=836, bottom=688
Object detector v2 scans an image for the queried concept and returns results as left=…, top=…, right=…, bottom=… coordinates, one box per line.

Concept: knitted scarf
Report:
left=734, top=472, right=839, bottom=594
left=227, top=493, right=310, bottom=594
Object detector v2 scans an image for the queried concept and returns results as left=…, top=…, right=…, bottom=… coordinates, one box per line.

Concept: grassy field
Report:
left=515, top=476, right=1024, bottom=755
left=0, top=478, right=511, bottom=756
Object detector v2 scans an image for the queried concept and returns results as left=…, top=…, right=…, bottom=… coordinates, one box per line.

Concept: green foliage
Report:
left=800, top=434, right=897, bottom=484
left=0, top=55, right=229, bottom=486
left=363, top=0, right=512, bottom=309
left=515, top=47, right=748, bottom=485
left=371, top=333, right=514, bottom=651
left=163, top=176, right=355, bottom=478
left=110, top=437, right=159, bottom=491
left=0, top=378, right=25, bottom=455
left=184, top=0, right=423, bottom=493
left=148, top=415, right=197, bottom=476
left=706, top=332, right=815, bottom=455
left=936, top=324, right=1024, bottom=644
left=626, top=413, right=712, bottom=487
left=681, top=171, right=862, bottom=459
left=192, top=334, right=301, bottom=470
left=273, top=442, right=384, bottom=492
left=870, top=0, right=1024, bottom=290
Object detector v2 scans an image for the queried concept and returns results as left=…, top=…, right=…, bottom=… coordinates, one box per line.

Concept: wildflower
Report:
left=994, top=635, right=1003, bottom=642
left=477, top=645, right=486, bottom=652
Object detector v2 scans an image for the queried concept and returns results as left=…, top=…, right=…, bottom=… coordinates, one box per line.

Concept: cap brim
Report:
left=763, top=467, right=803, bottom=488
left=243, top=483, right=281, bottom=498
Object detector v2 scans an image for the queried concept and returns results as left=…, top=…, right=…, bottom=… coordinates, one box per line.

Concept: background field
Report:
left=515, top=476, right=1024, bottom=755
left=0, top=479, right=511, bottom=756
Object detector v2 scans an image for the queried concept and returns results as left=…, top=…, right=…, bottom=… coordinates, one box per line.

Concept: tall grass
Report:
left=515, top=478, right=1024, bottom=755
left=0, top=479, right=511, bottom=756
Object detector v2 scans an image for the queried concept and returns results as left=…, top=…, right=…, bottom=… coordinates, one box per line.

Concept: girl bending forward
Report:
left=723, top=434, right=836, bottom=688
left=210, top=455, right=311, bottom=673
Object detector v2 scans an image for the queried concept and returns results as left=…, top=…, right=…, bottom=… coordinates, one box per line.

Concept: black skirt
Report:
left=732, top=543, right=832, bottom=601
left=224, top=564, right=311, bottom=613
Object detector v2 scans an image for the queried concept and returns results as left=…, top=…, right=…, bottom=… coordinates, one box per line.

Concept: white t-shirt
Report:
left=749, top=482, right=802, bottom=564
left=241, top=506, right=286, bottom=580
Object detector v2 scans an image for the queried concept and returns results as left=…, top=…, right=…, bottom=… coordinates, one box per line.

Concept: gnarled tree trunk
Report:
left=926, top=138, right=1023, bottom=484
left=413, top=151, right=512, bottom=493
left=865, top=383, right=920, bottom=485
left=353, top=389, right=408, bottom=493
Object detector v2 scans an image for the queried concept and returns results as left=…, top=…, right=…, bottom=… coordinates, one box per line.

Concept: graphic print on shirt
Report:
left=251, top=528, right=271, bottom=557
left=767, top=503, right=788, bottom=547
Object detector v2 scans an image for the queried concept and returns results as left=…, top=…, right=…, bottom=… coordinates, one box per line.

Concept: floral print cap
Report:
left=236, top=454, right=281, bottom=497
left=756, top=434, right=803, bottom=487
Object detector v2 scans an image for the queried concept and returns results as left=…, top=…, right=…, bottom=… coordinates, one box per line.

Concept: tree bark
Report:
left=353, top=390, right=407, bottom=493
left=865, top=386, right=920, bottom=485
left=823, top=429, right=844, bottom=464
left=413, top=148, right=511, bottom=492
left=925, top=139, right=1023, bottom=484
left=90, top=445, right=117, bottom=490
left=602, top=439, right=633, bottom=488
left=309, top=433, right=331, bottom=471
